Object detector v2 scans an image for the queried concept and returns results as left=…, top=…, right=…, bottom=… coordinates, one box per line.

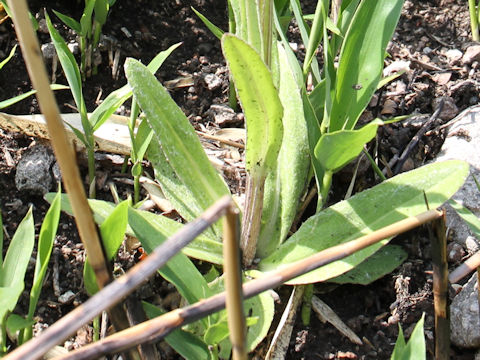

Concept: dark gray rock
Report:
left=15, top=145, right=56, bottom=196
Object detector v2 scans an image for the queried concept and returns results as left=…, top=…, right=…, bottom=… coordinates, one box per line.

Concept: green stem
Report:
left=469, top=0, right=480, bottom=41
left=362, top=148, right=386, bottom=181
left=93, top=316, right=100, bottom=342
left=301, top=284, right=313, bottom=326
left=318, top=170, right=332, bottom=209
left=133, top=173, right=140, bottom=205
left=87, top=145, right=96, bottom=198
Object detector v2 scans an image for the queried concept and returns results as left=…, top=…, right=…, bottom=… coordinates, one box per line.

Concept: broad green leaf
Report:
left=314, top=119, right=382, bottom=173
left=0, top=207, right=34, bottom=287
left=192, top=7, right=224, bottom=40
left=328, top=245, right=407, bottom=285
left=90, top=43, right=181, bottom=131
left=128, top=208, right=213, bottom=308
left=43, top=194, right=224, bottom=264
left=257, top=42, right=310, bottom=257
left=391, top=314, right=425, bottom=360
left=0, top=84, right=69, bottom=110
left=46, top=12, right=86, bottom=120
left=125, top=59, right=229, bottom=225
left=28, top=188, right=61, bottom=321
left=329, top=0, right=403, bottom=131
left=6, top=314, right=34, bottom=338
left=0, top=284, right=24, bottom=325
left=84, top=200, right=129, bottom=295
left=143, top=302, right=211, bottom=360
left=259, top=160, right=469, bottom=284
left=221, top=34, right=283, bottom=175
left=208, top=275, right=274, bottom=357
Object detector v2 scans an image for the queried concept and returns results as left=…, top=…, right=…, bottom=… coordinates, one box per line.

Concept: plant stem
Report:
left=469, top=0, right=480, bottom=41
left=318, top=170, right=332, bottom=209
left=87, top=146, right=96, bottom=198
left=241, top=174, right=265, bottom=266
left=301, top=284, right=313, bottom=326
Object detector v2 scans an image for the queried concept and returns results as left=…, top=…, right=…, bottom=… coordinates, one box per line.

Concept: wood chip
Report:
left=311, top=296, right=363, bottom=345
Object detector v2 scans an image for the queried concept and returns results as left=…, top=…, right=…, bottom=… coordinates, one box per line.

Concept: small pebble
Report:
left=58, top=290, right=75, bottom=304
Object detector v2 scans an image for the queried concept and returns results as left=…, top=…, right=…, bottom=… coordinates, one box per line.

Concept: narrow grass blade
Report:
left=0, top=84, right=68, bottom=110
left=192, top=7, right=224, bottom=40
left=90, top=42, right=181, bottom=131
left=28, top=188, right=61, bottom=320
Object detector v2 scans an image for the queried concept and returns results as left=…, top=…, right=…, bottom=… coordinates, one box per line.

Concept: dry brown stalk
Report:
left=3, top=196, right=234, bottom=360
left=6, top=0, right=137, bottom=354
left=449, top=250, right=480, bottom=284
left=430, top=211, right=450, bottom=360
left=223, top=204, right=247, bottom=360
left=44, top=208, right=443, bottom=360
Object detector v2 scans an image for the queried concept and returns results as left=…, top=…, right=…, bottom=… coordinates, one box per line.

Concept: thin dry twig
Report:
left=449, top=249, right=480, bottom=283
left=4, top=196, right=234, bottom=360
left=7, top=0, right=136, bottom=350
left=46, top=209, right=442, bottom=360
left=430, top=210, right=449, bottom=360
left=223, top=204, right=247, bottom=360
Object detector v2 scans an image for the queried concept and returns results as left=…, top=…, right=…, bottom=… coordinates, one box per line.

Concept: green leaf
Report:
left=43, top=194, right=224, bottom=264
left=0, top=44, right=16, bottom=70
left=80, top=0, right=96, bottom=37
left=46, top=12, right=88, bottom=122
left=221, top=34, right=283, bottom=175
left=259, top=160, right=469, bottom=284
left=6, top=314, right=34, bottom=339
left=314, top=119, right=382, bottom=173
left=257, top=42, right=310, bottom=257
left=128, top=208, right=213, bottom=307
left=449, top=198, right=480, bottom=236
left=329, top=0, right=403, bottom=131
left=53, top=10, right=81, bottom=33
left=0, top=207, right=34, bottom=287
left=143, top=302, right=211, bottom=360
left=0, top=84, right=69, bottom=110
left=28, top=188, right=61, bottom=321
left=125, top=58, right=229, bottom=225
left=208, top=275, right=274, bottom=356
left=391, top=314, right=425, bottom=360
left=192, top=7, right=224, bottom=40
left=328, top=245, right=407, bottom=285
left=0, top=210, right=3, bottom=267
left=90, top=43, right=181, bottom=131
left=84, top=200, right=129, bottom=295
left=0, top=208, right=35, bottom=327
left=132, top=118, right=153, bottom=163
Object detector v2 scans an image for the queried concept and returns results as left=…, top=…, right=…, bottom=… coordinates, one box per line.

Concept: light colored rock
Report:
left=463, top=45, right=480, bottom=64
left=203, top=73, right=222, bottom=91
left=58, top=290, right=75, bottom=305
left=41, top=42, right=56, bottom=60
left=451, top=274, right=480, bottom=348
left=207, top=104, right=239, bottom=126
left=15, top=145, right=55, bottom=196
left=435, top=105, right=480, bottom=215
left=445, top=48, right=463, bottom=63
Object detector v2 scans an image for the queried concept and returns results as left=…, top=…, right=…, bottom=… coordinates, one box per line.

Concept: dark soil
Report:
left=0, top=0, right=478, bottom=359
